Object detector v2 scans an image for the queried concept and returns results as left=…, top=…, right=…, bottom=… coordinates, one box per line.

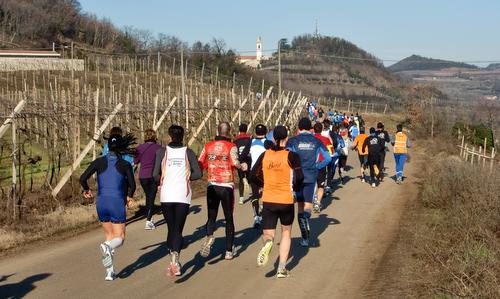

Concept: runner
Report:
left=391, top=124, right=411, bottom=184
left=362, top=127, right=385, bottom=188
left=152, top=125, right=202, bottom=277
left=234, top=123, right=252, bottom=204
left=376, top=122, right=391, bottom=174
left=251, top=125, right=303, bottom=278
left=79, top=133, right=136, bottom=281
left=328, top=124, right=345, bottom=184
left=321, top=119, right=335, bottom=194
left=240, top=124, right=274, bottom=228
left=338, top=124, right=350, bottom=183
left=198, top=122, right=248, bottom=260
left=134, top=129, right=162, bottom=230
left=351, top=127, right=369, bottom=183
left=313, top=122, right=333, bottom=213
left=286, top=118, right=331, bottom=247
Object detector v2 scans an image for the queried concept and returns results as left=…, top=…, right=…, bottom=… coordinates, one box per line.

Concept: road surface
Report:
left=0, top=154, right=416, bottom=299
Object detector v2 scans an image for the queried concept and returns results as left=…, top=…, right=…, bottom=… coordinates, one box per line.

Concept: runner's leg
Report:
left=237, top=169, right=245, bottom=203
left=205, top=186, right=220, bottom=237
left=219, top=186, right=235, bottom=253
left=140, top=178, right=157, bottom=222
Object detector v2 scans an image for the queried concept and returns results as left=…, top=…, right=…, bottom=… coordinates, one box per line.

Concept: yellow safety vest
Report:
left=394, top=132, right=408, bottom=154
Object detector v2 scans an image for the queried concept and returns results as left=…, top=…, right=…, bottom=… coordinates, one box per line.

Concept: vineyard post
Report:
left=188, top=99, right=221, bottom=147
left=153, top=97, right=178, bottom=131
left=92, top=89, right=99, bottom=161
left=248, top=86, right=273, bottom=130
left=51, top=103, right=123, bottom=198
left=11, top=116, right=17, bottom=220
left=0, top=99, right=26, bottom=139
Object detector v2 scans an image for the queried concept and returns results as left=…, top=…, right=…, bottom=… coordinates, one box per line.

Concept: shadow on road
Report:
left=265, top=214, right=340, bottom=278
left=0, top=273, right=51, bottom=298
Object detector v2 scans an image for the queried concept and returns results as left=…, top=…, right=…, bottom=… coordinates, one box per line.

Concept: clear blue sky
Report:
left=79, top=0, right=500, bottom=66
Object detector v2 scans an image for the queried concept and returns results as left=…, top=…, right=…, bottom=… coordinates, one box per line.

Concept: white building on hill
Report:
left=238, top=37, right=270, bottom=68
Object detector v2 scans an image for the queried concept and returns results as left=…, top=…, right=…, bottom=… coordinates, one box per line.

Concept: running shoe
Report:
left=313, top=202, right=321, bottom=213
left=361, top=177, right=365, bottom=183
left=225, top=246, right=237, bottom=260
left=200, top=236, right=214, bottom=258
left=276, top=268, right=290, bottom=278
left=239, top=197, right=244, bottom=205
left=257, top=239, right=273, bottom=266
left=104, top=269, right=115, bottom=281
left=145, top=220, right=156, bottom=230
left=299, top=238, right=309, bottom=247
left=371, top=182, right=376, bottom=188
left=253, top=216, right=261, bottom=229
left=325, top=186, right=332, bottom=195
left=167, top=262, right=181, bottom=277
left=99, top=243, right=113, bottom=269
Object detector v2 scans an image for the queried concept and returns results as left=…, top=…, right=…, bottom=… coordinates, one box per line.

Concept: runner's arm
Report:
left=230, top=145, right=242, bottom=169
left=79, top=159, right=100, bottom=191
left=187, top=148, right=202, bottom=181
left=288, top=152, right=304, bottom=192
left=198, top=146, right=208, bottom=170
left=362, top=138, right=368, bottom=153
left=249, top=154, right=265, bottom=188
left=123, top=161, right=136, bottom=197
left=152, top=147, right=165, bottom=185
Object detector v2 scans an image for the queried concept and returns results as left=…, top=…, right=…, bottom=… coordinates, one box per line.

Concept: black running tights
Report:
left=206, top=185, right=234, bottom=251
left=161, top=202, right=190, bottom=254
left=140, top=178, right=158, bottom=221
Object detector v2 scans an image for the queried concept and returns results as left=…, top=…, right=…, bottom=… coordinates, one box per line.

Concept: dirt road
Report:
left=0, top=154, right=416, bottom=299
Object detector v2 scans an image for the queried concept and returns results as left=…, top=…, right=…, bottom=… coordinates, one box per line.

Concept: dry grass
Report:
left=410, top=150, right=500, bottom=298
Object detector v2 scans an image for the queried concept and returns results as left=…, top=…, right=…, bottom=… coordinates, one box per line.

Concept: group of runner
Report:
left=79, top=111, right=410, bottom=281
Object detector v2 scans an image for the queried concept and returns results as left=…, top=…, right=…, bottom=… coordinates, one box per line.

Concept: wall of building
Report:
left=0, top=58, right=84, bottom=72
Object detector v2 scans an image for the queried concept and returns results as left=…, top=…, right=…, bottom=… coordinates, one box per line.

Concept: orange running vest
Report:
left=261, top=150, right=294, bottom=205
left=394, top=132, right=408, bottom=154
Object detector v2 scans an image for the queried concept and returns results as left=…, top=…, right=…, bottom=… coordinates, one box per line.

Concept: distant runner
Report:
left=313, top=122, right=333, bottom=213
left=80, top=133, right=136, bottom=281
left=391, top=124, right=411, bottom=184
left=286, top=118, right=331, bottom=247
left=240, top=124, right=274, bottom=228
left=134, top=129, right=162, bottom=230
left=376, top=122, right=390, bottom=174
left=362, top=127, right=385, bottom=188
left=251, top=125, right=303, bottom=278
left=234, top=123, right=252, bottom=204
left=198, top=122, right=248, bottom=260
left=351, top=127, right=369, bottom=183
left=153, top=125, right=202, bottom=277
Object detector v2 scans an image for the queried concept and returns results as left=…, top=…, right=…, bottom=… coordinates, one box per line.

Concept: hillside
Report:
left=388, top=54, right=477, bottom=72
left=486, top=63, right=500, bottom=70
left=260, top=34, right=408, bottom=103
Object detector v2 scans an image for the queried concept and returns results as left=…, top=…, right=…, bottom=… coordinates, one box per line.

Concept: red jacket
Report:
left=198, top=136, right=240, bottom=184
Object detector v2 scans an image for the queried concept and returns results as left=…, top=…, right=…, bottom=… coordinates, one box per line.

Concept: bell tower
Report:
left=256, top=36, right=262, bottom=61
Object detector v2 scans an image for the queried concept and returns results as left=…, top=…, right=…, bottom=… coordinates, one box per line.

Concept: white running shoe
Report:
left=100, top=243, right=113, bottom=269
left=225, top=246, right=237, bottom=260
left=371, top=182, right=376, bottom=188
left=145, top=220, right=156, bottom=230
left=105, top=269, right=115, bottom=281
left=239, top=197, right=244, bottom=205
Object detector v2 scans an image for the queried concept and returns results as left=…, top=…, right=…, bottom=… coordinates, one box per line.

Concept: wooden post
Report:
left=265, top=94, right=281, bottom=125
left=11, top=116, right=17, bottom=219
left=153, top=97, right=178, bottom=131
left=153, top=94, right=159, bottom=128
left=52, top=103, right=123, bottom=198
left=347, top=99, right=351, bottom=113
left=460, top=135, right=465, bottom=157
left=490, top=147, right=496, bottom=172
left=231, top=98, right=249, bottom=124
left=188, top=99, right=221, bottom=147
left=0, top=99, right=26, bottom=139
left=383, top=104, right=387, bottom=114
left=471, top=146, right=475, bottom=165
left=92, top=89, right=99, bottom=161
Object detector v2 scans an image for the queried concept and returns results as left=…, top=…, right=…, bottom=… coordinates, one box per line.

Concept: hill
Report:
left=486, top=63, right=500, bottom=70
left=260, top=34, right=408, bottom=103
left=388, top=54, right=477, bottom=72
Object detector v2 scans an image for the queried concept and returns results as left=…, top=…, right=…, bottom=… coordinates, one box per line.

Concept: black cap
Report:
left=239, top=123, right=248, bottom=133
left=255, top=124, right=267, bottom=136
left=273, top=125, right=288, bottom=141
left=298, top=117, right=312, bottom=130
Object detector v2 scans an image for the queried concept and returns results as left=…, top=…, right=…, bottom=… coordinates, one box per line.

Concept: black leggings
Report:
left=380, top=150, right=386, bottom=171
left=250, top=182, right=261, bottom=217
left=237, top=169, right=249, bottom=198
left=140, top=178, right=158, bottom=221
left=206, top=185, right=234, bottom=251
left=161, top=202, right=190, bottom=254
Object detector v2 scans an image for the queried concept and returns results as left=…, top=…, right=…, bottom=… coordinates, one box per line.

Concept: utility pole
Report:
left=71, top=42, right=74, bottom=82
left=278, top=40, right=282, bottom=104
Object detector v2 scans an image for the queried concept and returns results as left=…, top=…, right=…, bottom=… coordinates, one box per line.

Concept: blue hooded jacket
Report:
left=286, top=132, right=332, bottom=183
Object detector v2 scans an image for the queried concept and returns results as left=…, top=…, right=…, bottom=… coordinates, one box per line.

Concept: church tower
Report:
left=256, top=36, right=262, bottom=61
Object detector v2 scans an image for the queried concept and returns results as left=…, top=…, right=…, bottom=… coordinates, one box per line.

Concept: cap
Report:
left=298, top=117, right=312, bottom=130
left=255, top=124, right=267, bottom=136
left=239, top=123, right=248, bottom=133
left=273, top=125, right=288, bottom=141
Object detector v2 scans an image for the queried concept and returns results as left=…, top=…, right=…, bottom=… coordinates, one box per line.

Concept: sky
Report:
left=78, top=0, right=500, bottom=66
